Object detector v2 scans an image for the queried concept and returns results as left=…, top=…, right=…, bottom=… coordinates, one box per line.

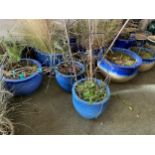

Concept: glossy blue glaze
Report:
left=130, top=47, right=155, bottom=64
left=4, top=59, right=43, bottom=96
left=72, top=78, right=110, bottom=119
left=97, top=48, right=142, bottom=77
left=55, top=61, right=85, bottom=92
left=34, top=49, right=63, bottom=67
left=114, top=38, right=136, bottom=49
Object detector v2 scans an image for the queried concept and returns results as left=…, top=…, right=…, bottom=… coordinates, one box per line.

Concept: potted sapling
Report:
left=98, top=20, right=142, bottom=82
left=1, top=35, right=43, bottom=96
left=55, top=20, right=85, bottom=92
left=72, top=20, right=110, bottom=119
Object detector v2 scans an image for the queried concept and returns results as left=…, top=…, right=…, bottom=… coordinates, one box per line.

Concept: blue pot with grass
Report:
left=130, top=47, right=155, bottom=72
left=55, top=61, right=85, bottom=92
left=4, top=59, right=43, bottom=96
left=97, top=47, right=142, bottom=82
left=34, top=49, right=63, bottom=67
left=72, top=78, right=110, bottom=119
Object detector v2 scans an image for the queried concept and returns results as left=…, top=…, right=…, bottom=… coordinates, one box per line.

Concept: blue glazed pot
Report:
left=4, top=59, right=43, bottom=96
left=130, top=47, right=155, bottom=72
left=55, top=61, right=85, bottom=92
left=97, top=48, right=142, bottom=82
left=34, top=49, right=63, bottom=67
left=72, top=78, right=110, bottom=119
left=114, top=38, right=136, bottom=49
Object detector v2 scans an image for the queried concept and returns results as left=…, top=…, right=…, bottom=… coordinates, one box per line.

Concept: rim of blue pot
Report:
left=147, top=36, right=155, bottom=45
left=55, top=61, right=85, bottom=78
left=130, top=47, right=155, bottom=61
left=4, top=58, right=42, bottom=83
left=101, top=47, right=142, bottom=69
left=72, top=78, right=110, bottom=105
left=117, top=38, right=135, bottom=42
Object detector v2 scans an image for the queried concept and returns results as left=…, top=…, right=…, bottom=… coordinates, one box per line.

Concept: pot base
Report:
left=139, top=62, right=155, bottom=72
left=99, top=69, right=137, bottom=83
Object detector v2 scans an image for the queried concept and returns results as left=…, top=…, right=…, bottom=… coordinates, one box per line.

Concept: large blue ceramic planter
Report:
left=34, top=49, right=63, bottom=67
left=4, top=59, right=43, bottom=96
left=55, top=61, right=85, bottom=92
left=97, top=48, right=142, bottom=82
left=72, top=78, right=110, bottom=119
left=114, top=38, right=136, bottom=49
left=130, top=47, right=155, bottom=72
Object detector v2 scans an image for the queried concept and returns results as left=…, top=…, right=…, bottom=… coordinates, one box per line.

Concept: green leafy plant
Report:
left=76, top=80, right=106, bottom=103
left=0, top=34, right=24, bottom=64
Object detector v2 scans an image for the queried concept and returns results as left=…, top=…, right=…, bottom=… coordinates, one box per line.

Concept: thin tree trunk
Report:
left=63, top=20, right=77, bottom=80
left=88, top=19, right=93, bottom=79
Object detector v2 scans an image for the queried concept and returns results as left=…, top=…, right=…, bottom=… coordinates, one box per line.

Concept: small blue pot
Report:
left=4, top=59, right=43, bottom=96
left=114, top=38, right=136, bottom=49
left=130, top=47, right=155, bottom=72
left=97, top=48, right=142, bottom=82
left=55, top=61, right=85, bottom=92
left=34, top=49, right=63, bottom=67
left=72, top=78, right=110, bottom=119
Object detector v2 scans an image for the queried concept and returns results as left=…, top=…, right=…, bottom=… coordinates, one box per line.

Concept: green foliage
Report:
left=76, top=80, right=106, bottom=104
left=1, top=38, right=23, bottom=64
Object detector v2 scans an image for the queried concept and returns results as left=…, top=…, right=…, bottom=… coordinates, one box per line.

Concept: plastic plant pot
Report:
left=97, top=47, right=142, bottom=82
left=72, top=78, right=110, bottom=119
left=130, top=47, right=155, bottom=72
left=4, top=59, right=43, bottom=96
left=147, top=36, right=155, bottom=51
left=55, top=61, right=85, bottom=92
left=34, top=49, right=63, bottom=67
left=114, top=38, right=136, bottom=49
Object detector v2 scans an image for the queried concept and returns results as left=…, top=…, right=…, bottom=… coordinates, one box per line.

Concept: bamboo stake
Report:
left=104, top=19, right=130, bottom=57
left=63, top=20, right=77, bottom=80
left=88, top=19, right=93, bottom=79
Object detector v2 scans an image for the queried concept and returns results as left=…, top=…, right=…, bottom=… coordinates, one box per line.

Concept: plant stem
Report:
left=104, top=19, right=130, bottom=57
left=63, top=20, right=77, bottom=80
left=88, top=20, right=93, bottom=79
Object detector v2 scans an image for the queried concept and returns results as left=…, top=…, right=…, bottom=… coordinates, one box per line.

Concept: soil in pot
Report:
left=58, top=63, right=81, bottom=75
left=105, top=51, right=136, bottom=66
left=3, top=60, right=37, bottom=79
left=131, top=47, right=153, bottom=59
left=76, top=80, right=106, bottom=104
